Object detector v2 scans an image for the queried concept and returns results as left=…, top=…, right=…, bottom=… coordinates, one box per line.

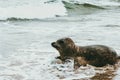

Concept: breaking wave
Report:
left=62, top=1, right=105, bottom=9
left=0, top=0, right=120, bottom=21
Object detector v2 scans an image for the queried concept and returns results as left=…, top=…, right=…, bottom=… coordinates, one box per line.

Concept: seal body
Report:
left=74, top=45, right=117, bottom=67
left=51, top=37, right=119, bottom=68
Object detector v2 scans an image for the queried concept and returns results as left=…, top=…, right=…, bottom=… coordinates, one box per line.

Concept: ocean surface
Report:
left=0, top=0, right=120, bottom=80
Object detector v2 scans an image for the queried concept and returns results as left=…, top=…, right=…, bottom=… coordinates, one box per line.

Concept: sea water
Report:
left=0, top=0, right=120, bottom=80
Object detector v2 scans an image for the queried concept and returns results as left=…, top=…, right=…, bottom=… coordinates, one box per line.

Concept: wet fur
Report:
left=51, top=37, right=119, bottom=68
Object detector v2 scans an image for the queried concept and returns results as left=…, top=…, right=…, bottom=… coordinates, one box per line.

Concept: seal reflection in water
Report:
left=51, top=37, right=120, bottom=68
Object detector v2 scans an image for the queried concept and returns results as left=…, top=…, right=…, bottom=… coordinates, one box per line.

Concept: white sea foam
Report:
left=0, top=51, right=95, bottom=80
left=0, top=1, right=67, bottom=20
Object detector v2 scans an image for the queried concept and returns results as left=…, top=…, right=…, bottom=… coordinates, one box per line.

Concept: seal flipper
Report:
left=55, top=56, right=61, bottom=59
left=55, top=56, right=66, bottom=61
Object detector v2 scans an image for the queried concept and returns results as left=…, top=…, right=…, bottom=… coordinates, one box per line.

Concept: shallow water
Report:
left=0, top=0, right=120, bottom=80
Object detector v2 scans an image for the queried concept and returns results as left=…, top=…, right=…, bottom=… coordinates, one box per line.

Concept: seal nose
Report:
left=51, top=42, right=56, bottom=47
left=51, top=42, right=59, bottom=49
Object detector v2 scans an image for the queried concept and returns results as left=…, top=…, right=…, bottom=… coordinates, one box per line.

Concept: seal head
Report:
left=51, top=38, right=75, bottom=60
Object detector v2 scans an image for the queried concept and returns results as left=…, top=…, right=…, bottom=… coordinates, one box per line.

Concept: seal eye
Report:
left=58, top=40, right=64, bottom=44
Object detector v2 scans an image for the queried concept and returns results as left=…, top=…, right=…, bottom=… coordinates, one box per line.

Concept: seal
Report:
left=51, top=37, right=120, bottom=68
